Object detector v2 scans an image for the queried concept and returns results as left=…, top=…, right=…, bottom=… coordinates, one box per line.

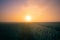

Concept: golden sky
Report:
left=0, top=0, right=60, bottom=22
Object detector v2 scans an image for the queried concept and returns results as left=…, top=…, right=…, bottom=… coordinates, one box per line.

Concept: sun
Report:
left=25, top=15, right=31, bottom=22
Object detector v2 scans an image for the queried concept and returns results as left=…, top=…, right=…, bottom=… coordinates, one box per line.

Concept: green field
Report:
left=0, top=22, right=60, bottom=40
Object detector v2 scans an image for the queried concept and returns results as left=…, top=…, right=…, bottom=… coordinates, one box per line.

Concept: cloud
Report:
left=0, top=0, right=60, bottom=22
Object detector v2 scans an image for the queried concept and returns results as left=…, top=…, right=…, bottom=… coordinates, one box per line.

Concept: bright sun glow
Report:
left=25, top=16, right=31, bottom=22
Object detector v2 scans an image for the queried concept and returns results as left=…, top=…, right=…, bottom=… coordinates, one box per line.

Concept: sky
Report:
left=0, top=0, right=60, bottom=22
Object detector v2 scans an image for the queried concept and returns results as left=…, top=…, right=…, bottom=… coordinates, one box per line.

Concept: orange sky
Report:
left=0, top=0, right=60, bottom=22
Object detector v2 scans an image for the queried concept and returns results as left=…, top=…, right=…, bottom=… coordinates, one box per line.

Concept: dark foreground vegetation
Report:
left=0, top=22, right=60, bottom=40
